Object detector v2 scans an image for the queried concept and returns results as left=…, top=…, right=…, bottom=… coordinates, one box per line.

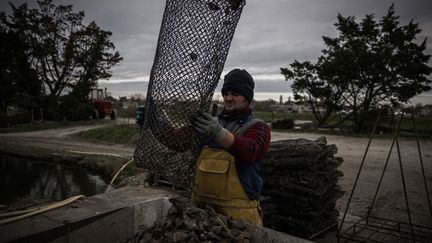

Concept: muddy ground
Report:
left=1, top=124, right=431, bottom=240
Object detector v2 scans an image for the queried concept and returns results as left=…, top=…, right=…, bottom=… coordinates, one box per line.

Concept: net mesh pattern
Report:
left=134, top=0, right=245, bottom=190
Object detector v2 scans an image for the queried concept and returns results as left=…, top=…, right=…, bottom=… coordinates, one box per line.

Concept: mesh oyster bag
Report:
left=134, top=0, right=246, bottom=190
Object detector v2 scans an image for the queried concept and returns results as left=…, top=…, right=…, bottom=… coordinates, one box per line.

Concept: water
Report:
left=0, top=155, right=108, bottom=204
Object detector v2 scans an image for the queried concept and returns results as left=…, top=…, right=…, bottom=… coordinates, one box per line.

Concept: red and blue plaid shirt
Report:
left=227, top=115, right=271, bottom=163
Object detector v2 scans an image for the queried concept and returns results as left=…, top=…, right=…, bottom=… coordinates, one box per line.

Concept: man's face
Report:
left=222, top=91, right=249, bottom=113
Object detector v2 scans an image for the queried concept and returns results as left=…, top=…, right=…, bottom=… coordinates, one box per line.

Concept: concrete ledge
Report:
left=0, top=186, right=175, bottom=243
left=0, top=186, right=313, bottom=243
left=248, top=226, right=313, bottom=243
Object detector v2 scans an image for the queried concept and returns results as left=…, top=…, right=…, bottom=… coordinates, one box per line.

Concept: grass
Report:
left=3, top=111, right=430, bottom=146
left=254, top=111, right=315, bottom=123
left=0, top=142, right=139, bottom=183
left=0, top=119, right=110, bottom=134
left=255, top=111, right=432, bottom=139
left=0, top=141, right=58, bottom=159
left=397, top=116, right=432, bottom=130
left=71, top=124, right=140, bottom=145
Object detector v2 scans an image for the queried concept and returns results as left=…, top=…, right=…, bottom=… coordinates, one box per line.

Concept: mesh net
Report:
left=134, top=0, right=246, bottom=190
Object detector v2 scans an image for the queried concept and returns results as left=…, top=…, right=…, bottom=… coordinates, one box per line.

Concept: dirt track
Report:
left=1, top=125, right=432, bottom=231
left=0, top=124, right=134, bottom=158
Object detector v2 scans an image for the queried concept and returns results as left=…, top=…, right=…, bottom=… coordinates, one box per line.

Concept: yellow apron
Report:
left=192, top=146, right=263, bottom=226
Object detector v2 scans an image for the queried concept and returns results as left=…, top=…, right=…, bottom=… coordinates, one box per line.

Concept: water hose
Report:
left=0, top=208, right=38, bottom=218
left=105, top=159, right=134, bottom=193
left=65, top=149, right=134, bottom=191
left=66, top=150, right=129, bottom=159
left=65, top=150, right=134, bottom=192
left=0, top=195, right=84, bottom=225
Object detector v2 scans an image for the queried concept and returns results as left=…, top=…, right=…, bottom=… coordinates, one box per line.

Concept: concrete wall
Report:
left=0, top=186, right=312, bottom=243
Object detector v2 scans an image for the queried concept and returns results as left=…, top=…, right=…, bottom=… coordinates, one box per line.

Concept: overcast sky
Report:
left=2, top=0, right=432, bottom=102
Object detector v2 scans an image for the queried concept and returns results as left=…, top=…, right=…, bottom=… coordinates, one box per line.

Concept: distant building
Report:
left=269, top=101, right=317, bottom=113
left=420, top=105, right=432, bottom=117
left=130, top=93, right=145, bottom=100
left=285, top=101, right=317, bottom=113
left=270, top=104, right=291, bottom=112
left=118, top=96, right=142, bottom=109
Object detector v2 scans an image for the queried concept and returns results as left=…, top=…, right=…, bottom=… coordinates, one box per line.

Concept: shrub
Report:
left=59, top=95, right=93, bottom=121
left=271, top=118, right=295, bottom=130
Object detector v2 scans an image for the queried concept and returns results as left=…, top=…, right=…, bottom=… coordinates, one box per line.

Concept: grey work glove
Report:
left=191, top=112, right=228, bottom=143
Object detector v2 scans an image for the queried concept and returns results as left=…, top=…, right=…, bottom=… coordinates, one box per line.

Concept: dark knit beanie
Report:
left=221, top=69, right=254, bottom=103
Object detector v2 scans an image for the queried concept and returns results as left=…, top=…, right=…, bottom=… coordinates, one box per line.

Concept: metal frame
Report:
left=337, top=111, right=432, bottom=242
left=340, top=215, right=432, bottom=242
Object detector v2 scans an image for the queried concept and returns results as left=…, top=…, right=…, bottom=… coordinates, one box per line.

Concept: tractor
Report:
left=90, top=88, right=117, bottom=120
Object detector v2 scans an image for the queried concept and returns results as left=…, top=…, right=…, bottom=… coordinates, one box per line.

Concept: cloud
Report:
left=68, top=0, right=432, bottom=82
left=2, top=0, right=431, bottom=87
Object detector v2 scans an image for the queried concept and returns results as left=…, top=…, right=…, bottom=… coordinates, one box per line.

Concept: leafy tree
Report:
left=1, top=0, right=122, bottom=110
left=281, top=4, right=431, bottom=132
left=0, top=17, right=42, bottom=115
left=281, top=61, right=346, bottom=127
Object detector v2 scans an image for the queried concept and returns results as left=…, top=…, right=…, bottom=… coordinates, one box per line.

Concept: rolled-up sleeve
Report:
left=227, top=121, right=270, bottom=163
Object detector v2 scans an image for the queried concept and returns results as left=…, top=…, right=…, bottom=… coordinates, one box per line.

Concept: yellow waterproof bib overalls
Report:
left=192, top=119, right=263, bottom=226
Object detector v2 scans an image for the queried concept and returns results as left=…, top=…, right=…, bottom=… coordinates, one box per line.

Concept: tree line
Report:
left=281, top=4, right=431, bottom=132
left=0, top=0, right=122, bottom=120
left=1, top=2, right=430, bottom=131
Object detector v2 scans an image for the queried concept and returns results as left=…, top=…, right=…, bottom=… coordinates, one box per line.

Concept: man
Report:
left=191, top=68, right=271, bottom=226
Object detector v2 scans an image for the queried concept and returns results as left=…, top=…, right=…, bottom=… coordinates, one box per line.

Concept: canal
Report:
left=0, top=154, right=108, bottom=205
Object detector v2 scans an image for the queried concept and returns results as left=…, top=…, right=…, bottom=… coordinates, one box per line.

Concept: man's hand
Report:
left=191, top=112, right=228, bottom=143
